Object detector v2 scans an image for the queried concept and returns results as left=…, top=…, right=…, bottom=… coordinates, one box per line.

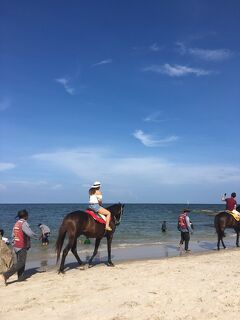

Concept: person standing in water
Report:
left=38, top=223, right=51, bottom=246
left=161, top=221, right=167, bottom=232
left=178, top=208, right=193, bottom=252
left=88, top=181, right=112, bottom=231
left=0, top=209, right=37, bottom=286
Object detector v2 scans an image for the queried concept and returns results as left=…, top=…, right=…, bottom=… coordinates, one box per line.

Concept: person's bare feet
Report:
left=0, top=274, right=6, bottom=286
left=105, top=226, right=112, bottom=231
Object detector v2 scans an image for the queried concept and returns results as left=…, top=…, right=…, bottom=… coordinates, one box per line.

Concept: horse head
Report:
left=107, top=203, right=125, bottom=226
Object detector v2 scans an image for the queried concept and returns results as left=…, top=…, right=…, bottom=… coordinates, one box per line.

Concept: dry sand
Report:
left=1, top=249, right=240, bottom=320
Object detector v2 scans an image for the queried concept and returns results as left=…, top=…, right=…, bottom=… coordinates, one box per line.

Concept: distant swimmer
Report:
left=161, top=221, right=167, bottom=232
left=0, top=209, right=38, bottom=286
left=221, top=192, right=240, bottom=217
left=38, top=223, right=51, bottom=246
left=88, top=181, right=112, bottom=231
left=178, top=208, right=193, bottom=252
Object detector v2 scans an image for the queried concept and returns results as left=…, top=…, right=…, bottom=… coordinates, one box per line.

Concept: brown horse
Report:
left=214, top=205, right=240, bottom=250
left=56, top=203, right=124, bottom=273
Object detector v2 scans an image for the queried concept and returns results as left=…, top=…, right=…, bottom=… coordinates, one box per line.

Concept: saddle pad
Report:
left=226, top=210, right=240, bottom=222
left=85, top=210, right=106, bottom=224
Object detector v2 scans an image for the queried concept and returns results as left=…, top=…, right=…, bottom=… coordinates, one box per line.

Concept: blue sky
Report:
left=1, top=0, right=240, bottom=203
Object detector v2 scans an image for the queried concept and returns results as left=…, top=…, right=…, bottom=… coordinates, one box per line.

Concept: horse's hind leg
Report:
left=59, top=238, right=75, bottom=273
left=71, top=240, right=84, bottom=266
left=217, top=233, right=221, bottom=250
left=88, top=238, right=101, bottom=267
left=236, top=230, right=239, bottom=247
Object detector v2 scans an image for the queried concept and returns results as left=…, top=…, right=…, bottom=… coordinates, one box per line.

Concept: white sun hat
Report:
left=91, top=181, right=101, bottom=188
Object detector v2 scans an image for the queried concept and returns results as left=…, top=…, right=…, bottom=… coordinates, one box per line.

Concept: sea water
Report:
left=0, top=203, right=235, bottom=268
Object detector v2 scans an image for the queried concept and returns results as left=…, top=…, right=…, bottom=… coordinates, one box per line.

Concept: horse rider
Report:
left=88, top=181, right=112, bottom=231
left=221, top=192, right=240, bottom=217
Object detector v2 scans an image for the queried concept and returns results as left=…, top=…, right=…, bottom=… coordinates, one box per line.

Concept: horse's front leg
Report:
left=88, top=238, right=101, bottom=267
left=106, top=233, right=114, bottom=267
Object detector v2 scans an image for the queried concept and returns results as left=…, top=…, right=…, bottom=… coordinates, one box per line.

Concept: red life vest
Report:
left=178, top=213, right=187, bottom=229
left=13, top=220, right=27, bottom=249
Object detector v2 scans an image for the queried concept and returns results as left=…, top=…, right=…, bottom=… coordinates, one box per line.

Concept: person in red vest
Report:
left=178, top=208, right=193, bottom=252
left=0, top=209, right=37, bottom=286
left=221, top=192, right=240, bottom=216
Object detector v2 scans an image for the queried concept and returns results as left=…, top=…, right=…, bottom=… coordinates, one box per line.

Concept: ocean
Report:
left=0, top=203, right=235, bottom=268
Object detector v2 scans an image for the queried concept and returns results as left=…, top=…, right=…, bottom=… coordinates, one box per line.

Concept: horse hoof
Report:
left=58, top=270, right=65, bottom=274
left=107, top=262, right=115, bottom=267
left=88, top=264, right=94, bottom=268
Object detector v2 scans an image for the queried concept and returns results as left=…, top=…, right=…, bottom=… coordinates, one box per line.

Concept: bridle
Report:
left=113, top=204, right=124, bottom=226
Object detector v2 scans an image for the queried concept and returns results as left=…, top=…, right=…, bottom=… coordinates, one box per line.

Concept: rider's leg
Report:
left=98, top=207, right=112, bottom=230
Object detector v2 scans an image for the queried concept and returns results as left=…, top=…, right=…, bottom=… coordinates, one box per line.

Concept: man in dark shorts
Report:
left=38, top=223, right=51, bottom=246
left=178, top=208, right=193, bottom=252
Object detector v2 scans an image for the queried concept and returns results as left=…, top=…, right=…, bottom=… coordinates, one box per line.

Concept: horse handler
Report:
left=0, top=209, right=37, bottom=286
left=178, top=208, right=193, bottom=252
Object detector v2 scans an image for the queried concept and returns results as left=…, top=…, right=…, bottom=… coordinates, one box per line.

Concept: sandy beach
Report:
left=1, top=249, right=240, bottom=320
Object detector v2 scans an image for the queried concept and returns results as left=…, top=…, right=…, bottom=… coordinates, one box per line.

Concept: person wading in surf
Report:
left=88, top=181, right=112, bottom=231
left=178, top=208, right=193, bottom=252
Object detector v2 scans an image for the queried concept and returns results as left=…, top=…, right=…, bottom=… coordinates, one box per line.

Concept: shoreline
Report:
left=25, top=238, right=237, bottom=271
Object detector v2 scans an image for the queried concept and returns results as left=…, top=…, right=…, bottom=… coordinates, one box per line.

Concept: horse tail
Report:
left=214, top=214, right=225, bottom=238
left=56, top=222, right=67, bottom=263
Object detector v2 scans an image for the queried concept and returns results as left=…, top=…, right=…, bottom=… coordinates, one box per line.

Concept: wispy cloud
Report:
left=55, top=78, right=75, bottom=95
left=143, top=63, right=211, bottom=77
left=32, top=148, right=240, bottom=186
left=0, top=98, right=11, bottom=111
left=133, top=130, right=178, bottom=147
left=176, top=42, right=233, bottom=61
left=144, top=111, right=162, bottom=122
left=149, top=43, right=161, bottom=52
left=92, top=59, right=112, bottom=67
left=0, top=162, right=15, bottom=171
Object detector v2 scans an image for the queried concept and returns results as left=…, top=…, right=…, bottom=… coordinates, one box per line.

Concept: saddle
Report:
left=226, top=210, right=240, bottom=222
left=85, top=209, right=106, bottom=224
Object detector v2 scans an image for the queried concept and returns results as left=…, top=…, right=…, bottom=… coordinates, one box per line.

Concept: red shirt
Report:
left=225, top=197, right=237, bottom=211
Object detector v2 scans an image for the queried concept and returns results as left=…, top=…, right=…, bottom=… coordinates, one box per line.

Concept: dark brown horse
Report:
left=214, top=205, right=240, bottom=250
left=56, top=203, right=124, bottom=273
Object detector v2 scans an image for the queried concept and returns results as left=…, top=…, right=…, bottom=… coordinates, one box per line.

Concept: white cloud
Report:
left=189, top=48, right=233, bottom=61
left=92, top=59, right=112, bottom=67
left=143, top=63, right=211, bottom=77
left=0, top=98, right=11, bottom=111
left=176, top=42, right=233, bottom=61
left=149, top=43, right=161, bottom=52
left=0, top=162, right=15, bottom=171
left=144, top=111, right=162, bottom=122
left=31, top=148, right=240, bottom=186
left=51, top=184, right=63, bottom=190
left=133, top=130, right=179, bottom=147
left=55, top=78, right=75, bottom=95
